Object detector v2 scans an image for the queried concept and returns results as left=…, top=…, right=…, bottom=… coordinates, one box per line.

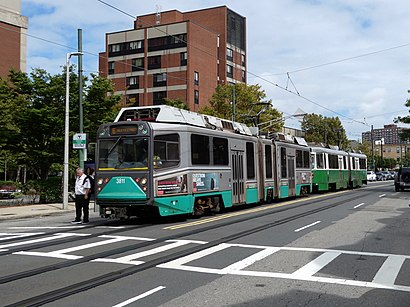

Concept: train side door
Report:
left=288, top=155, right=296, bottom=196
left=232, top=150, right=245, bottom=204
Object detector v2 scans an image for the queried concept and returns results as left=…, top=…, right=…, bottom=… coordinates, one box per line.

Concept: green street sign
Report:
left=73, top=133, right=86, bottom=149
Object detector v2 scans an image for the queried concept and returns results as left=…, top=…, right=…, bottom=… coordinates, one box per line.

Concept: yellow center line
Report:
left=163, top=189, right=351, bottom=230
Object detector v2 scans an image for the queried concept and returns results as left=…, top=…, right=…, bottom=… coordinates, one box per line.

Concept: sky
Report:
left=20, top=0, right=410, bottom=140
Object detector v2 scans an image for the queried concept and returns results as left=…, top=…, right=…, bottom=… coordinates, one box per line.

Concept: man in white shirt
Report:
left=72, top=167, right=91, bottom=224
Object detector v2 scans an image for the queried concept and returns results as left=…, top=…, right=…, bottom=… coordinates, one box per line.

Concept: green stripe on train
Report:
left=98, top=177, right=146, bottom=199
left=154, top=190, right=232, bottom=216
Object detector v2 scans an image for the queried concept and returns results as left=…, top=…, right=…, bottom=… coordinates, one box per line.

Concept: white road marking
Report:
left=294, top=221, right=321, bottom=232
left=0, top=232, right=44, bottom=241
left=112, top=286, right=166, bottom=307
left=0, top=233, right=89, bottom=252
left=379, top=194, right=386, bottom=198
left=291, top=251, right=341, bottom=277
left=15, top=235, right=155, bottom=260
left=158, top=243, right=410, bottom=293
left=93, top=239, right=207, bottom=266
left=354, top=203, right=365, bottom=209
left=8, top=226, right=86, bottom=229
left=372, top=255, right=406, bottom=285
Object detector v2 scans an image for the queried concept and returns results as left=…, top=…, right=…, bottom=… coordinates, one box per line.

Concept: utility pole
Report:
left=232, top=84, right=236, bottom=123
left=78, top=29, right=85, bottom=169
left=371, top=125, right=375, bottom=172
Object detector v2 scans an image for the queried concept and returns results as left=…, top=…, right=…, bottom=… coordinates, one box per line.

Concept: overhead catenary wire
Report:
left=11, top=1, right=408, bottom=129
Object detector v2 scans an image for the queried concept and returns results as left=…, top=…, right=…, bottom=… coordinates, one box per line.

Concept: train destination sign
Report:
left=110, top=126, right=139, bottom=136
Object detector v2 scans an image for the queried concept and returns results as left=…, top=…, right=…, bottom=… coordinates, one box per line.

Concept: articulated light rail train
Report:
left=95, top=105, right=367, bottom=219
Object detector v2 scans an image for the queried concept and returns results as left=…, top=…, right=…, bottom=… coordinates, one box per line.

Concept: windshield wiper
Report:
left=107, top=136, right=122, bottom=157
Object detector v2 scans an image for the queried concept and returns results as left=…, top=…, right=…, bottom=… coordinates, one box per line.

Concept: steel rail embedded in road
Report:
left=4, top=190, right=375, bottom=307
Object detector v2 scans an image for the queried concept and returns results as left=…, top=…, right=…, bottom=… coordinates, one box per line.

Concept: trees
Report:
left=0, top=68, right=120, bottom=181
left=301, top=114, right=348, bottom=148
left=200, top=83, right=283, bottom=132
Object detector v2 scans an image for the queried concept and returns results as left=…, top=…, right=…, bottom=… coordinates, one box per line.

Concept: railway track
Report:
left=3, top=189, right=374, bottom=307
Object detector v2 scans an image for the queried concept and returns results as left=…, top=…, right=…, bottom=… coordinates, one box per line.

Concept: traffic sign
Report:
left=73, top=133, right=86, bottom=149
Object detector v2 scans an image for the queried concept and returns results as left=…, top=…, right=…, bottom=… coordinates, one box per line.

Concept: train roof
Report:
left=115, top=105, right=256, bottom=136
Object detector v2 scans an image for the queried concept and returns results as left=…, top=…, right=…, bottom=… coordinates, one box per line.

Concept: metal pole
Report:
left=371, top=125, right=375, bottom=172
left=63, top=52, right=83, bottom=210
left=63, top=53, right=71, bottom=210
left=78, top=29, right=84, bottom=169
left=232, top=85, right=236, bottom=123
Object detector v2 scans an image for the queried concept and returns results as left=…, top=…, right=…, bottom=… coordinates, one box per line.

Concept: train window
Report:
left=351, top=157, right=356, bottom=170
left=213, top=137, right=228, bottom=165
left=317, top=153, right=324, bottom=169
left=154, top=134, right=180, bottom=168
left=343, top=156, right=347, bottom=170
left=296, top=150, right=302, bottom=168
left=246, top=142, right=255, bottom=179
left=296, top=150, right=310, bottom=168
left=359, top=158, right=366, bottom=169
left=265, top=145, right=272, bottom=178
left=329, top=154, right=338, bottom=169
left=303, top=151, right=310, bottom=168
left=280, top=147, right=287, bottom=178
left=191, top=134, right=210, bottom=165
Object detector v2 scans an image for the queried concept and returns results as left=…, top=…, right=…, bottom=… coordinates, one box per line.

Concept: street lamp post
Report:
left=63, top=52, right=83, bottom=210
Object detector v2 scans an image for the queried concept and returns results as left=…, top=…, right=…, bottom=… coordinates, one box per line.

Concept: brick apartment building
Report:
left=362, top=124, right=408, bottom=145
left=99, top=6, right=246, bottom=111
left=0, top=0, right=28, bottom=77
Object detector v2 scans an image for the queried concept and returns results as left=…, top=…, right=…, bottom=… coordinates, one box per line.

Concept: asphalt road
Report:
left=1, top=181, right=409, bottom=307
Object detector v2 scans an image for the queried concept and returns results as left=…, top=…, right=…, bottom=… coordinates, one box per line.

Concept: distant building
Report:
left=0, top=0, right=28, bottom=77
left=362, top=124, right=409, bottom=145
left=99, top=6, right=246, bottom=110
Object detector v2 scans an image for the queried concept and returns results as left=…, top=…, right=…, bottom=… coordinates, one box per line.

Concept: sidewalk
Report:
left=0, top=202, right=95, bottom=221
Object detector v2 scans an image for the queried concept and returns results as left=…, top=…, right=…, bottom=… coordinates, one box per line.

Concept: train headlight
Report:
left=141, top=178, right=147, bottom=185
left=98, top=178, right=104, bottom=185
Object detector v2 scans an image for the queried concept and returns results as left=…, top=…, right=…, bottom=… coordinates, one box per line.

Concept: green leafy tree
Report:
left=301, top=114, right=348, bottom=148
left=163, top=97, right=189, bottom=110
left=0, top=68, right=119, bottom=182
left=201, top=83, right=283, bottom=131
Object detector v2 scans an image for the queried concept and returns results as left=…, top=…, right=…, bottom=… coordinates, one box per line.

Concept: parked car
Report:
left=367, top=171, right=376, bottom=181
left=381, top=171, right=394, bottom=180
left=394, top=167, right=410, bottom=191
left=375, top=172, right=386, bottom=181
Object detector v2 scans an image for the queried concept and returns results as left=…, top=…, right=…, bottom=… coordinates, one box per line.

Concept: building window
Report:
left=125, top=94, right=139, bottom=106
left=108, top=62, right=114, bottom=75
left=227, top=64, right=233, bottom=78
left=180, top=52, right=187, bottom=66
left=153, top=91, right=166, bottom=105
left=131, top=58, right=144, bottom=71
left=241, top=70, right=246, bottom=82
left=194, top=90, right=199, bottom=104
left=126, top=76, right=139, bottom=89
left=241, top=54, right=245, bottom=66
left=148, top=55, right=161, bottom=70
left=153, top=73, right=167, bottom=87
left=194, top=71, right=199, bottom=85
left=129, top=40, right=142, bottom=50
left=148, top=33, right=187, bottom=51
left=227, top=48, right=233, bottom=61
left=108, top=43, right=121, bottom=53
left=108, top=41, right=144, bottom=56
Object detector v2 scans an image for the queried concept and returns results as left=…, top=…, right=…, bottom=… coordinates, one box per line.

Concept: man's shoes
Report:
left=83, top=220, right=89, bottom=224
left=71, top=220, right=82, bottom=224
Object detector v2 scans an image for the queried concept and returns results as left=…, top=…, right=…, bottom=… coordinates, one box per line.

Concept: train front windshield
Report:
left=98, top=137, right=149, bottom=169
